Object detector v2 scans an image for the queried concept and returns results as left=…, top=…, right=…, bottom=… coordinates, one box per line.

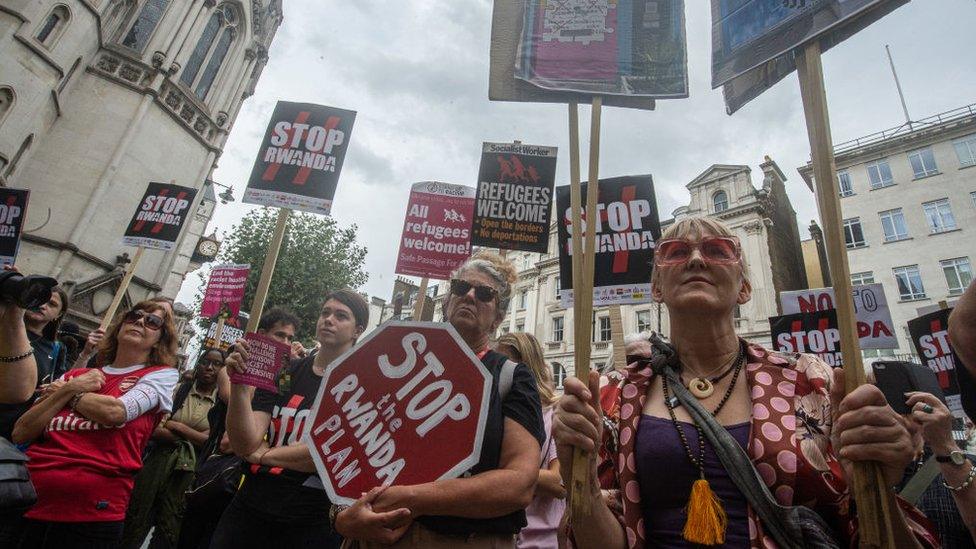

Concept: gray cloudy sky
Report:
left=177, top=0, right=976, bottom=304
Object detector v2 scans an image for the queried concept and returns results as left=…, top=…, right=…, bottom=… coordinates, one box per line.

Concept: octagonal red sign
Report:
left=303, top=321, right=492, bottom=505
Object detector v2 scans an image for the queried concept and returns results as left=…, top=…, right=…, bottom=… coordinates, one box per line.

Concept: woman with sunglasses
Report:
left=7, top=301, right=179, bottom=548
left=336, top=251, right=544, bottom=548
left=553, top=217, right=936, bottom=548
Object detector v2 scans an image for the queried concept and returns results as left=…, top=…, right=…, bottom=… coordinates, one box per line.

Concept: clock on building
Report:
left=190, top=235, right=220, bottom=264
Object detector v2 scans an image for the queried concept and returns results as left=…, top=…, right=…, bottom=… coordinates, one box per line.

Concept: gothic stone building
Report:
left=0, top=0, right=282, bottom=328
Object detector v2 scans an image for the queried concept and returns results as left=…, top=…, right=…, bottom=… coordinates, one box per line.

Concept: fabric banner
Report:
left=779, top=283, right=897, bottom=349
left=201, top=264, right=250, bottom=318
left=515, top=0, right=688, bottom=98
left=556, top=175, right=659, bottom=307
left=243, top=101, right=356, bottom=216
left=0, top=188, right=30, bottom=267
left=395, top=182, right=476, bottom=280
left=122, top=182, right=198, bottom=251
left=909, top=308, right=966, bottom=419
left=770, top=309, right=842, bottom=367
left=471, top=142, right=557, bottom=253
left=710, top=0, right=909, bottom=113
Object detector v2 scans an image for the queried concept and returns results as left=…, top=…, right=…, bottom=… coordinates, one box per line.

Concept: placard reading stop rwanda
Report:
left=395, top=182, right=476, bottom=280
left=0, top=188, right=30, bottom=267
left=122, top=182, right=198, bottom=250
left=471, top=142, right=556, bottom=254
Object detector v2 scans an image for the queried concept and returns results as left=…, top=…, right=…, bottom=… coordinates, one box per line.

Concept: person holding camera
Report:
left=0, top=283, right=70, bottom=441
left=5, top=301, right=179, bottom=548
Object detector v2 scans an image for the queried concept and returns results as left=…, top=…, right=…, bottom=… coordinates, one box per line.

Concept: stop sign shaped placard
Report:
left=303, top=321, right=492, bottom=504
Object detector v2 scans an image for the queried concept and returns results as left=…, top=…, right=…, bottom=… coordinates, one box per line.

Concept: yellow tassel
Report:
left=683, top=478, right=728, bottom=546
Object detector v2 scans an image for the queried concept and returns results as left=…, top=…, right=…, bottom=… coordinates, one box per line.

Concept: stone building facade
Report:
left=799, top=104, right=976, bottom=355
left=0, top=0, right=282, bottom=328
left=430, top=158, right=807, bottom=388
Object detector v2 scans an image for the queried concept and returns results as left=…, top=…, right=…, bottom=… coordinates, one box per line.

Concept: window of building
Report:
left=922, top=199, right=957, bottom=234
left=713, top=190, right=729, bottom=213
left=941, top=257, right=973, bottom=295
left=552, top=362, right=567, bottom=390
left=518, top=289, right=527, bottom=310
left=552, top=317, right=564, bottom=342
left=636, top=310, right=652, bottom=333
left=893, top=265, right=926, bottom=300
left=36, top=5, right=70, bottom=47
left=867, top=159, right=894, bottom=189
left=0, top=87, right=14, bottom=126
left=500, top=325, right=509, bottom=335
left=880, top=209, right=909, bottom=242
left=954, top=135, right=976, bottom=168
left=843, top=217, right=866, bottom=248
left=122, top=0, right=169, bottom=52
left=851, top=271, right=875, bottom=285
left=515, top=320, right=524, bottom=333
left=180, top=3, right=238, bottom=100
left=598, top=316, right=611, bottom=342
left=104, top=0, right=137, bottom=41
left=908, top=147, right=939, bottom=178
left=972, top=191, right=976, bottom=209
left=553, top=276, right=561, bottom=300
left=837, top=170, right=854, bottom=197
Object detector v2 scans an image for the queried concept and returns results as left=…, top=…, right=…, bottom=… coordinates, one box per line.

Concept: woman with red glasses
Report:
left=336, top=251, right=544, bottom=548
left=553, top=217, right=937, bottom=548
left=6, top=301, right=179, bottom=549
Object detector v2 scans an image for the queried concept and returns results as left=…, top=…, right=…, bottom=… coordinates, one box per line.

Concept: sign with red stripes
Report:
left=555, top=175, right=660, bottom=307
left=243, top=101, right=357, bottom=216
left=909, top=308, right=966, bottom=419
left=122, top=182, right=198, bottom=250
left=0, top=187, right=30, bottom=267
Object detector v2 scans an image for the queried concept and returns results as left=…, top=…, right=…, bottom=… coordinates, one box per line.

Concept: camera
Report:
left=0, top=271, right=59, bottom=310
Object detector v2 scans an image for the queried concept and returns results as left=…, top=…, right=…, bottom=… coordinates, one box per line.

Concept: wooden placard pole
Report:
left=796, top=41, right=894, bottom=548
left=212, top=315, right=227, bottom=349
left=413, top=277, right=429, bottom=320
left=245, top=208, right=291, bottom=333
left=98, top=246, right=145, bottom=331
left=568, top=96, right=603, bottom=519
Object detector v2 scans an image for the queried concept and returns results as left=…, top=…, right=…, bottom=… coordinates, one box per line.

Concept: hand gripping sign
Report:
left=303, top=322, right=492, bottom=505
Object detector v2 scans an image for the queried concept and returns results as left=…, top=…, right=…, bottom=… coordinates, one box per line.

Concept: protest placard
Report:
left=770, top=309, right=843, bottom=367
left=304, top=322, right=492, bottom=505
left=122, top=182, right=198, bottom=251
left=203, top=311, right=249, bottom=352
left=556, top=175, right=659, bottom=307
left=514, top=0, right=688, bottom=98
left=711, top=0, right=909, bottom=113
left=0, top=188, right=30, bottom=267
left=243, top=101, right=356, bottom=216
left=909, top=308, right=966, bottom=419
left=201, top=264, right=250, bottom=318
left=779, top=284, right=897, bottom=349
left=471, top=142, right=557, bottom=253
left=227, top=332, right=290, bottom=393
left=395, top=182, right=476, bottom=280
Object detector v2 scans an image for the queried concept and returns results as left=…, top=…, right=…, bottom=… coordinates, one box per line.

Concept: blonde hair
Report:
left=651, top=216, right=750, bottom=285
left=453, top=250, right=518, bottom=316
left=496, top=332, right=557, bottom=407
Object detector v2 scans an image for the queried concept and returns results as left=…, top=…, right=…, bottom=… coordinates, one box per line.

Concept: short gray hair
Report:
left=624, top=331, right=654, bottom=345
left=454, top=258, right=515, bottom=316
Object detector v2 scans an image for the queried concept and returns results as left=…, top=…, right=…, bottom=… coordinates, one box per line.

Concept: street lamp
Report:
left=205, top=179, right=236, bottom=204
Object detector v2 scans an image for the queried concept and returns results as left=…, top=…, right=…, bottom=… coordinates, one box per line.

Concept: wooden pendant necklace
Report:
left=682, top=349, right=744, bottom=399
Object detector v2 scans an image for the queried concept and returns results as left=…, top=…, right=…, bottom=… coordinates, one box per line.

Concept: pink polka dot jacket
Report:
left=588, top=342, right=938, bottom=549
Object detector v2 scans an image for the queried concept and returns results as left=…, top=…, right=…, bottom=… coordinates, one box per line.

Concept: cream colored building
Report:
left=432, top=158, right=807, bottom=387
left=1, top=0, right=282, bottom=328
left=799, top=104, right=976, bottom=356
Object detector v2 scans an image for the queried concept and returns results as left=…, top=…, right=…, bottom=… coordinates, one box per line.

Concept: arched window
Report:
left=36, top=5, right=70, bottom=47
left=104, top=0, right=138, bottom=42
left=0, top=87, right=14, bottom=126
left=121, top=0, right=170, bottom=52
left=712, top=190, right=729, bottom=213
left=180, top=4, right=239, bottom=101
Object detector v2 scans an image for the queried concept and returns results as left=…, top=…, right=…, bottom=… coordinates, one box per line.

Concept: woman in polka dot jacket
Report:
left=553, top=217, right=938, bottom=548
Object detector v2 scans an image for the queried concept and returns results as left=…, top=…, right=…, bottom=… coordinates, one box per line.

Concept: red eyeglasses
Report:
left=654, top=237, right=741, bottom=267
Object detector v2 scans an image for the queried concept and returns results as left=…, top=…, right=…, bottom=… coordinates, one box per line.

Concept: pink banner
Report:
left=201, top=264, right=250, bottom=318
left=394, top=182, right=475, bottom=280
left=228, top=332, right=290, bottom=392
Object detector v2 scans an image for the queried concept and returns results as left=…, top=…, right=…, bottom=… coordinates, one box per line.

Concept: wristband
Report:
left=943, top=464, right=976, bottom=492
left=0, top=348, right=34, bottom=362
left=329, top=504, right=349, bottom=531
left=69, top=393, right=84, bottom=411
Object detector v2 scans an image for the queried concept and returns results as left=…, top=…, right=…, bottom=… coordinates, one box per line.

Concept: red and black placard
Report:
left=909, top=308, right=966, bottom=418
left=122, top=182, right=198, bottom=251
left=243, top=101, right=357, bottom=216
left=769, top=309, right=843, bottom=367
left=0, top=187, right=30, bottom=266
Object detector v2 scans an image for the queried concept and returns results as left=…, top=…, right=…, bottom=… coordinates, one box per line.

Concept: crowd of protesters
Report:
left=0, top=216, right=975, bottom=548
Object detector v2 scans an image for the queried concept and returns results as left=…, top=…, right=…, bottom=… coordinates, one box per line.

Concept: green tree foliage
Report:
left=198, top=208, right=368, bottom=340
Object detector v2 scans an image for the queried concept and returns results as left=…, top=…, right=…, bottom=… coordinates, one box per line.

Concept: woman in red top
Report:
left=6, top=300, right=180, bottom=549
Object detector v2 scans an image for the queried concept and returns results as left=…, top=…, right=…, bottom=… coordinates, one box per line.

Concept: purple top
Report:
left=517, top=407, right=565, bottom=549
left=635, top=415, right=751, bottom=548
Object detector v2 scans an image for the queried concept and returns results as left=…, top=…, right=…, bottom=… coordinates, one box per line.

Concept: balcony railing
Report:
left=833, top=103, right=976, bottom=155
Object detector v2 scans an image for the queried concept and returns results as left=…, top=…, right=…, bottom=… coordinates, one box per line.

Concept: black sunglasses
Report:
left=123, top=309, right=164, bottom=331
left=450, top=279, right=498, bottom=303
left=626, top=354, right=652, bottom=365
